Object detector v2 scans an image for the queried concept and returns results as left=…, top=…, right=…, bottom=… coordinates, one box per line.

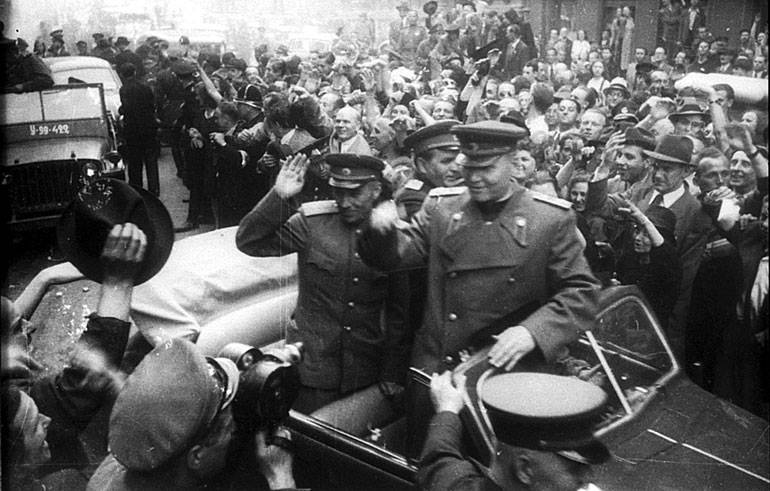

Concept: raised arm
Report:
left=236, top=154, right=310, bottom=256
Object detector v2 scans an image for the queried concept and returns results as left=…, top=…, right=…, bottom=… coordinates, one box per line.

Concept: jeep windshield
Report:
left=2, top=84, right=108, bottom=144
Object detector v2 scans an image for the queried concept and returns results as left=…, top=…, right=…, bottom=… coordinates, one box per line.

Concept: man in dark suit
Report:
left=119, top=62, right=159, bottom=196
left=586, top=135, right=712, bottom=356
left=498, top=24, right=529, bottom=81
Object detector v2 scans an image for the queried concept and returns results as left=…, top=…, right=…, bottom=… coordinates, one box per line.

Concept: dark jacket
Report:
left=417, top=411, right=504, bottom=491
left=617, top=241, right=682, bottom=327
left=28, top=315, right=130, bottom=481
left=119, top=78, right=158, bottom=141
left=236, top=191, right=410, bottom=393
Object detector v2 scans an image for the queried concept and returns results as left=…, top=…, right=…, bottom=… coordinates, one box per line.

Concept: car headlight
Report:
left=82, top=161, right=99, bottom=177
left=101, top=151, right=123, bottom=170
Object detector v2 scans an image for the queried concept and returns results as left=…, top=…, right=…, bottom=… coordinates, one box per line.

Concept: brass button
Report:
left=444, top=355, right=454, bottom=365
left=343, top=325, right=351, bottom=331
left=354, top=252, right=360, bottom=259
left=508, top=277, right=516, bottom=283
left=448, top=272, right=457, bottom=278
left=352, top=277, right=359, bottom=284
left=355, top=229, right=362, bottom=235
left=448, top=313, right=458, bottom=321
left=347, top=301, right=355, bottom=308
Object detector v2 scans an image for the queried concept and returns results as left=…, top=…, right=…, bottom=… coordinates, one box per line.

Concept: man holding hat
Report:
left=1, top=177, right=174, bottom=488
left=397, top=119, right=464, bottom=220
left=359, top=120, right=600, bottom=375
left=236, top=154, right=410, bottom=416
left=418, top=371, right=610, bottom=490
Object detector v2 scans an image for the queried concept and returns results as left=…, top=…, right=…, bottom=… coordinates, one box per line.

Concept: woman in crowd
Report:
left=615, top=203, right=682, bottom=329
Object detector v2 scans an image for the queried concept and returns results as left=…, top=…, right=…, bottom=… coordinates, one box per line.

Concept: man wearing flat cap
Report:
left=237, top=154, right=411, bottom=421
left=359, top=120, right=600, bottom=375
left=88, top=336, right=299, bottom=490
left=418, top=371, right=610, bottom=490
left=397, top=119, right=464, bottom=220
left=586, top=134, right=711, bottom=352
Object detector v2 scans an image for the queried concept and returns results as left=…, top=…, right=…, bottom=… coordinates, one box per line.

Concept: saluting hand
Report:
left=488, top=325, right=536, bottom=371
left=274, top=154, right=309, bottom=199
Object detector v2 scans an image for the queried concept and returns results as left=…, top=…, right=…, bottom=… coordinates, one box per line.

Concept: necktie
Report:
left=649, top=193, right=663, bottom=208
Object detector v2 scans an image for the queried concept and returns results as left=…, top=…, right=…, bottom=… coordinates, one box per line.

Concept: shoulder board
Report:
left=404, top=179, right=425, bottom=191
left=300, top=200, right=339, bottom=216
left=428, top=186, right=466, bottom=198
left=531, top=192, right=573, bottom=210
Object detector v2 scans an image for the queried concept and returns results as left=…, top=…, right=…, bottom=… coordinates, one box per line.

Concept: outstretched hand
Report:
left=274, top=154, right=309, bottom=199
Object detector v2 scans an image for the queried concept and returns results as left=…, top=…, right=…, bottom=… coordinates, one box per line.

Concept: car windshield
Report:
left=1, top=85, right=105, bottom=125
left=51, top=68, right=118, bottom=91
left=579, top=293, right=677, bottom=433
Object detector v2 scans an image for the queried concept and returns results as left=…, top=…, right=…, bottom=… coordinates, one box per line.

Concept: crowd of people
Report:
left=2, top=1, right=770, bottom=489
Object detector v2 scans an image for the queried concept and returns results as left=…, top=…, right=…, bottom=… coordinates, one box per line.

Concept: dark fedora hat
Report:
left=669, top=98, right=709, bottom=122
left=643, top=134, right=694, bottom=166
left=423, top=0, right=438, bottom=15
left=57, top=178, right=173, bottom=285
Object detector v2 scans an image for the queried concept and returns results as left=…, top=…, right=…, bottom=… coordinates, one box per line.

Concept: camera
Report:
left=217, top=342, right=303, bottom=432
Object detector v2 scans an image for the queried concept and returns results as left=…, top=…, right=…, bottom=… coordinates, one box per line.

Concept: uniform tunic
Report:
left=360, top=187, right=600, bottom=374
left=236, top=190, right=410, bottom=393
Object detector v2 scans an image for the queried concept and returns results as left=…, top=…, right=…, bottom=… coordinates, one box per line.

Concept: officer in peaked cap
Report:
left=358, top=120, right=600, bottom=375
left=397, top=119, right=464, bottom=219
left=237, top=153, right=410, bottom=422
left=419, top=371, right=610, bottom=490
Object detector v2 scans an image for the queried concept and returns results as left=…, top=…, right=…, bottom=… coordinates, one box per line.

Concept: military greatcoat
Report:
left=360, top=187, right=601, bottom=374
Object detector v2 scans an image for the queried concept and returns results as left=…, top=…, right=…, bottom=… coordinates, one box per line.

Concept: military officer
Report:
left=418, top=371, right=610, bottom=490
left=396, top=119, right=465, bottom=220
left=359, top=121, right=600, bottom=374
left=236, top=153, right=410, bottom=415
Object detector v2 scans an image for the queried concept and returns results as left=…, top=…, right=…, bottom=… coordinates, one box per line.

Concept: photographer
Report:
left=88, top=337, right=300, bottom=490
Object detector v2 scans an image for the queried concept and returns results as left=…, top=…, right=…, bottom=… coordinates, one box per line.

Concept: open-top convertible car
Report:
left=1, top=84, right=124, bottom=230
left=29, top=227, right=770, bottom=489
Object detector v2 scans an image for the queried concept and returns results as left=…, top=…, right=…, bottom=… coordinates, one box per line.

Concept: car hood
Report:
left=595, top=375, right=769, bottom=490
left=2, top=138, right=108, bottom=166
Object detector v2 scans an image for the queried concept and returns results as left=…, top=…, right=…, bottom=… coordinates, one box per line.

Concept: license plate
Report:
left=28, top=123, right=71, bottom=136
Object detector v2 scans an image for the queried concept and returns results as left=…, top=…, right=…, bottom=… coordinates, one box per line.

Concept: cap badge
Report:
left=342, top=167, right=351, bottom=176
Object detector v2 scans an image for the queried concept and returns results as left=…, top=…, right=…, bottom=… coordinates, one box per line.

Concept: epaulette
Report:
left=300, top=200, right=339, bottom=216
left=428, top=186, right=466, bottom=198
left=404, top=179, right=425, bottom=191
left=531, top=192, right=573, bottom=210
